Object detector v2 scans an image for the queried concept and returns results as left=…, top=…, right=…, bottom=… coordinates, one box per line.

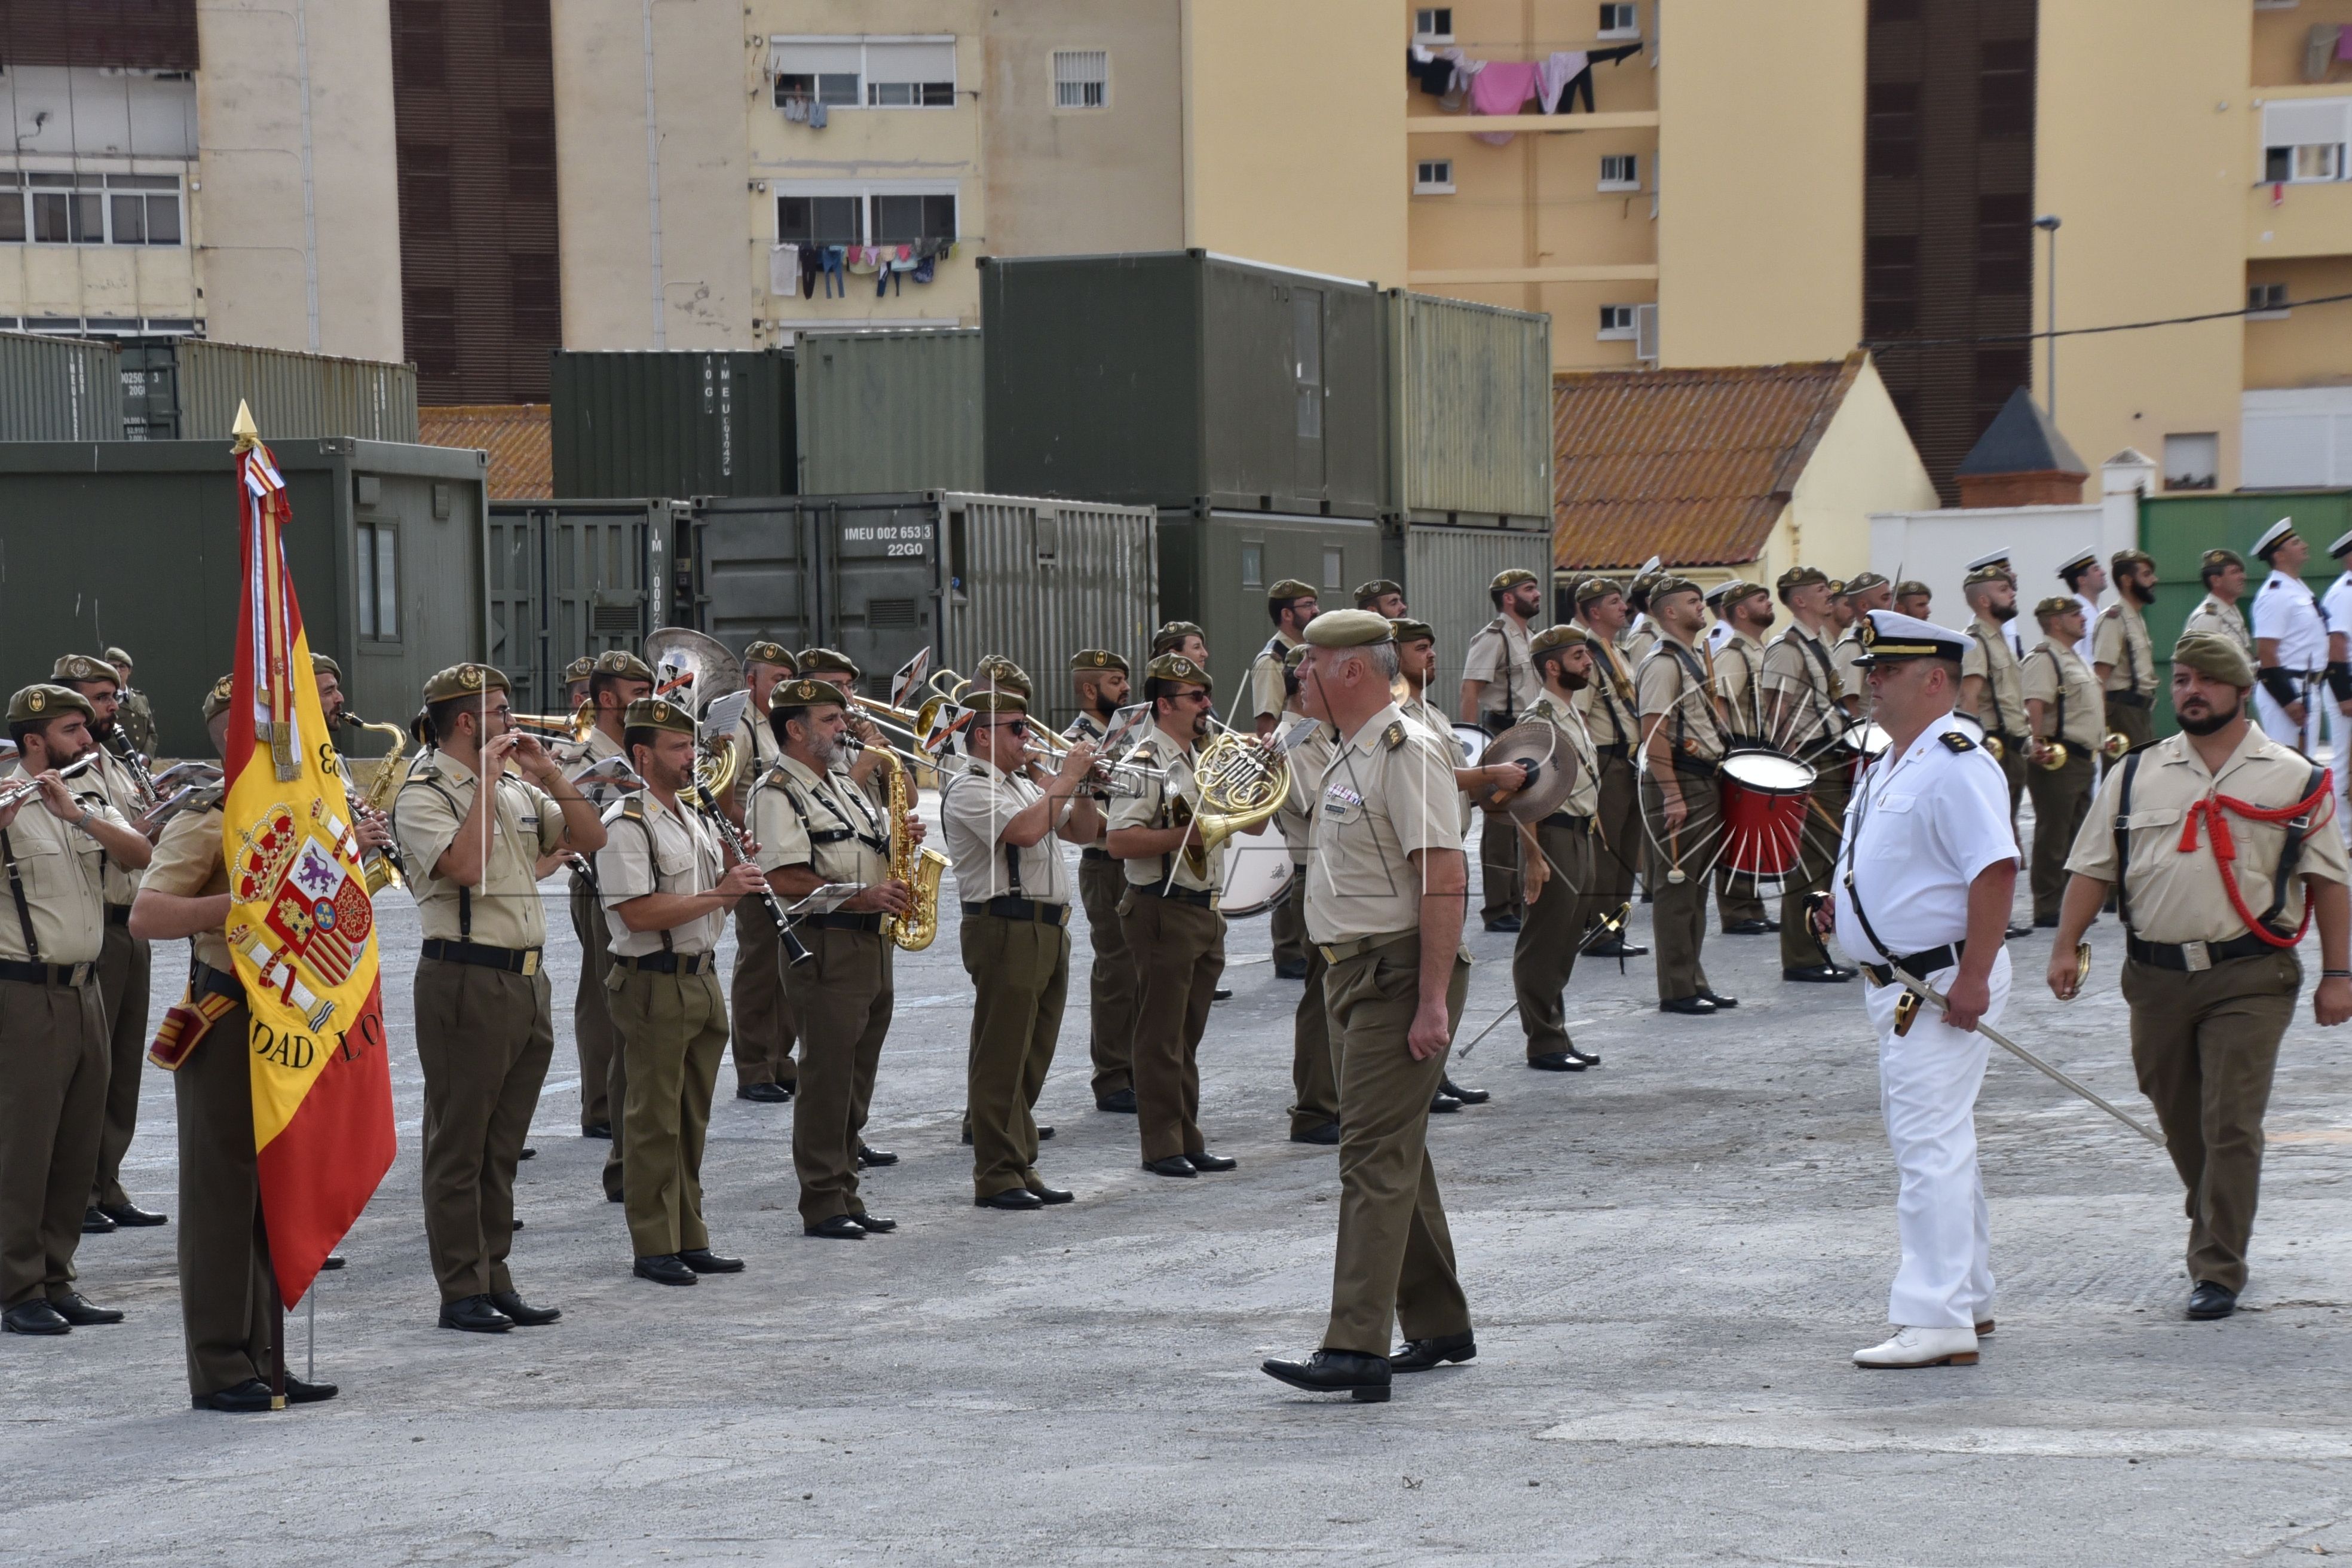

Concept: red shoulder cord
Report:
left=2177, top=773, right=2338, bottom=948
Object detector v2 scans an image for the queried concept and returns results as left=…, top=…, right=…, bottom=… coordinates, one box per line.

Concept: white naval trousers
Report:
left=1862, top=948, right=2012, bottom=1330
left=2255, top=685, right=2322, bottom=757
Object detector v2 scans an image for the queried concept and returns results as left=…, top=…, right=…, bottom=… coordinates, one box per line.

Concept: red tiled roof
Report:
left=1552, top=353, right=1866, bottom=571
left=418, top=403, right=551, bottom=500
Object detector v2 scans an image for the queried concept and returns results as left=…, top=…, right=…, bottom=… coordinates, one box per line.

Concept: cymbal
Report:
left=1477, top=721, right=1578, bottom=823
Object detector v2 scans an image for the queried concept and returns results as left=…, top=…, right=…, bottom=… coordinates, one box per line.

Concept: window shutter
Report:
left=2264, top=97, right=2351, bottom=151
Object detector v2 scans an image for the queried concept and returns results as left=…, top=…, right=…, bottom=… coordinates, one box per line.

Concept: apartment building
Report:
left=1405, top=0, right=2352, bottom=498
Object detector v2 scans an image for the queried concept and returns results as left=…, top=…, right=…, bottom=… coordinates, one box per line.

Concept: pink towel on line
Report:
left=1470, top=60, right=1542, bottom=116
left=2338, top=22, right=2352, bottom=62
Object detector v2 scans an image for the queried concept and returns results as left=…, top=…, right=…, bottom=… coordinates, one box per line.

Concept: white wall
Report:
left=2245, top=387, right=2352, bottom=489
left=1870, top=455, right=2149, bottom=623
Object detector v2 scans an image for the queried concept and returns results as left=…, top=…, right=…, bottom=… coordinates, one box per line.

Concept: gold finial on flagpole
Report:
left=231, top=399, right=261, bottom=454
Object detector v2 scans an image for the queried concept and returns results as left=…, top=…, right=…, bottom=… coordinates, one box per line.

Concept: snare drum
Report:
left=1846, top=721, right=1892, bottom=783
left=1716, top=749, right=1816, bottom=893
left=1217, top=840, right=1296, bottom=918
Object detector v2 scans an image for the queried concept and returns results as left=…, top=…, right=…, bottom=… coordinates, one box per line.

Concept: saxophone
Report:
left=345, top=713, right=412, bottom=892
left=875, top=745, right=949, bottom=951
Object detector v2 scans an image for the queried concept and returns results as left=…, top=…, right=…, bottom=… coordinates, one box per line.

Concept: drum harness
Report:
left=1649, top=639, right=1720, bottom=782
left=1966, top=626, right=2026, bottom=755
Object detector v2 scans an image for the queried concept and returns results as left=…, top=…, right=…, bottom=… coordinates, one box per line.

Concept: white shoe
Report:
left=1852, top=1325, right=1979, bottom=1368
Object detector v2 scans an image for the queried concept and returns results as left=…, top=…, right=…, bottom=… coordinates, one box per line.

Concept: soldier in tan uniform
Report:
left=727, top=642, right=799, bottom=1106
left=47, top=654, right=166, bottom=1233
left=1355, top=579, right=1408, bottom=618
left=752, top=678, right=918, bottom=1239
left=1261, top=610, right=1473, bottom=1404
left=1460, top=568, right=1545, bottom=931
left=1067, top=651, right=1140, bottom=1113
left=2050, top=632, right=2352, bottom=1321
left=2096, top=549, right=2160, bottom=752
left=1570, top=578, right=1647, bottom=956
left=1959, top=564, right=2031, bottom=823
left=394, top=663, right=604, bottom=1333
left=1514, top=626, right=1604, bottom=1071
left=1636, top=576, right=1736, bottom=1015
left=1108, top=654, right=1241, bottom=1178
left=561, top=650, right=653, bottom=1156
left=1835, top=573, right=1894, bottom=717
left=2021, top=596, right=2103, bottom=926
left=1276, top=645, right=1343, bottom=1141
left=1708, top=581, right=1775, bottom=936
left=133, top=675, right=338, bottom=1408
left=597, top=697, right=765, bottom=1287
left=1892, top=581, right=1934, bottom=620
left=105, top=648, right=158, bottom=761
left=944, top=687, right=1099, bottom=1208
left=2183, top=550, right=2254, bottom=657
left=1152, top=621, right=1209, bottom=667
left=0, top=684, right=148, bottom=1337
left=560, top=653, right=596, bottom=713
left=1250, top=578, right=1319, bottom=740
left=1759, top=568, right=1858, bottom=982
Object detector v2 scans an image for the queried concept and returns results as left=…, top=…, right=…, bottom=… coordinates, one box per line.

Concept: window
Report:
left=356, top=522, right=401, bottom=642
left=1598, top=4, right=1640, bottom=38
left=2163, top=433, right=2220, bottom=492
left=1293, top=290, right=1323, bottom=439
left=1240, top=543, right=1264, bottom=590
left=2262, top=99, right=2351, bottom=185
left=1974, top=192, right=2031, bottom=295
left=1053, top=49, right=1108, bottom=109
left=1414, top=8, right=1453, bottom=42
left=1977, top=39, right=2034, bottom=139
left=1322, top=547, right=1344, bottom=592
left=871, top=192, right=957, bottom=244
left=1414, top=158, right=1454, bottom=194
left=1598, top=304, right=1638, bottom=339
left=1866, top=81, right=1921, bottom=179
left=772, top=37, right=954, bottom=111
left=2267, top=143, right=2344, bottom=182
left=776, top=188, right=957, bottom=247
left=0, top=173, right=183, bottom=247
left=2249, top=281, right=2291, bottom=319
left=1863, top=234, right=1919, bottom=337
left=1599, top=154, right=1640, bottom=191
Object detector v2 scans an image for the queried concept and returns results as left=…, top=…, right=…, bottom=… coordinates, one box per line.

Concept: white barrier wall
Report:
left=1868, top=452, right=2152, bottom=621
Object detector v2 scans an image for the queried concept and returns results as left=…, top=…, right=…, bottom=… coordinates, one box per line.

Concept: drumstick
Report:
left=1665, top=819, right=1686, bottom=884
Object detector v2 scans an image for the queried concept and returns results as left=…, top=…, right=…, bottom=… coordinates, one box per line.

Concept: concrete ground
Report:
left=7, top=808, right=2352, bottom=1566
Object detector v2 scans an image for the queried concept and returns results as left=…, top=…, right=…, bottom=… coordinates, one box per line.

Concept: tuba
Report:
left=643, top=627, right=749, bottom=800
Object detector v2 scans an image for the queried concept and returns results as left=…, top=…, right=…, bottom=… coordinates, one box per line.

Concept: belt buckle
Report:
left=2182, top=939, right=2210, bottom=973
left=1317, top=944, right=1340, bottom=964
left=69, top=961, right=91, bottom=987
left=522, top=950, right=541, bottom=977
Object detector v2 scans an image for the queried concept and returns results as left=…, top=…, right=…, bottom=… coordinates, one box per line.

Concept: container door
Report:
left=482, top=501, right=659, bottom=713
left=1293, top=288, right=1325, bottom=500
left=820, top=500, right=942, bottom=699
left=689, top=497, right=817, bottom=658
left=486, top=505, right=542, bottom=708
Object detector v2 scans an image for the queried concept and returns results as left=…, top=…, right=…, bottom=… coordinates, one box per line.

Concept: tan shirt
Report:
left=1108, top=724, right=1217, bottom=892
left=1065, top=710, right=1114, bottom=846
left=730, top=700, right=785, bottom=809
left=90, top=745, right=146, bottom=904
left=0, top=765, right=124, bottom=965
left=1303, top=702, right=1462, bottom=944
left=1760, top=621, right=1847, bottom=749
left=143, top=804, right=232, bottom=973
left=1463, top=615, right=1542, bottom=721
left=392, top=754, right=564, bottom=947
left=2065, top=725, right=2351, bottom=944
left=595, top=790, right=727, bottom=957
left=2094, top=602, right=2157, bottom=699
left=1573, top=627, right=1641, bottom=749
left=750, top=754, right=892, bottom=889
left=2020, top=637, right=2104, bottom=751
left=1713, top=629, right=1766, bottom=738
left=1961, top=617, right=2029, bottom=738
left=1534, top=689, right=1601, bottom=819
left=1636, top=636, right=1727, bottom=764
left=2183, top=594, right=2254, bottom=657
left=1400, top=693, right=1472, bottom=835
left=1832, top=629, right=1866, bottom=706
left=941, top=756, right=1074, bottom=904
left=1249, top=630, right=1300, bottom=721
left=1620, top=621, right=1658, bottom=668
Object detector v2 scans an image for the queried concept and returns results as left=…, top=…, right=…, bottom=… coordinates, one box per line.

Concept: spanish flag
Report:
left=222, top=403, right=397, bottom=1309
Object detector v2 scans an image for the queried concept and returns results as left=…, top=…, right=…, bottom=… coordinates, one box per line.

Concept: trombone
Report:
left=508, top=700, right=596, bottom=743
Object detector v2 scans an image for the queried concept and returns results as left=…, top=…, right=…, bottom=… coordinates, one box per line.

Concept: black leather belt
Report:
left=2108, top=691, right=2151, bottom=709
left=1080, top=847, right=1113, bottom=862
left=1135, top=884, right=1217, bottom=907
left=806, top=912, right=886, bottom=933
left=963, top=897, right=1071, bottom=926
left=614, top=951, right=718, bottom=975
left=1540, top=811, right=1594, bottom=832
left=105, top=905, right=132, bottom=926
left=420, top=938, right=543, bottom=976
left=2126, top=931, right=2280, bottom=972
left=0, top=957, right=94, bottom=988
left=1861, top=940, right=1965, bottom=988
left=194, top=960, right=245, bottom=1003
left=1595, top=743, right=1629, bottom=760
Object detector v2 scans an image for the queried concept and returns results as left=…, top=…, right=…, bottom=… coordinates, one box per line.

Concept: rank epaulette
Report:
left=1939, top=731, right=1976, bottom=753
left=617, top=795, right=647, bottom=819
left=1383, top=721, right=1408, bottom=750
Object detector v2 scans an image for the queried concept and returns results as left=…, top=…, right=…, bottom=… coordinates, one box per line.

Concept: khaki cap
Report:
left=1649, top=574, right=1704, bottom=602
left=1301, top=608, right=1395, bottom=648
left=7, top=684, right=93, bottom=725
left=964, top=688, right=1028, bottom=715
left=971, top=655, right=1032, bottom=696
left=623, top=696, right=697, bottom=735
left=1267, top=578, right=1316, bottom=601
left=1150, top=621, right=1205, bottom=655
left=423, top=663, right=511, bottom=702
left=1840, top=571, right=1890, bottom=596
left=593, top=650, right=655, bottom=682
left=2112, top=548, right=2155, bottom=572
left=1775, top=565, right=1830, bottom=596
left=742, top=640, right=796, bottom=672
left=1575, top=575, right=1624, bottom=607
left=561, top=654, right=598, bottom=683
left=310, top=651, right=341, bottom=679
left=1070, top=649, right=1129, bottom=674
left=2201, top=547, right=2244, bottom=574
left=2172, top=632, right=2255, bottom=689
left=1894, top=579, right=1931, bottom=599
left=1529, top=623, right=1591, bottom=656
left=203, top=673, right=235, bottom=721
left=104, top=647, right=133, bottom=667
left=1490, top=568, right=1538, bottom=592
left=2034, top=594, right=2081, bottom=620
left=1389, top=617, right=1435, bottom=645
left=1284, top=642, right=1312, bottom=670
left=770, top=678, right=850, bottom=710
left=1144, top=653, right=1212, bottom=687
left=796, top=647, right=860, bottom=680
left=50, top=653, right=118, bottom=685
left=1962, top=564, right=2012, bottom=589
left=1352, top=578, right=1404, bottom=606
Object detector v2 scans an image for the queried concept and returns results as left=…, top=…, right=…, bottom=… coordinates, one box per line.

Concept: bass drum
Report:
left=1217, top=840, right=1296, bottom=918
left=1448, top=723, right=1488, bottom=767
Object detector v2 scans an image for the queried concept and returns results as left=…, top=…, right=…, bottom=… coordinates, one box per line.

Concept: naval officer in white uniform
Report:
left=2250, top=518, right=2328, bottom=754
left=2322, top=531, right=2352, bottom=848
left=1813, top=610, right=2020, bottom=1370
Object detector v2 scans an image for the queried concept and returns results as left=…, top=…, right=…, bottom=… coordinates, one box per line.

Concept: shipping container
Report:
left=486, top=500, right=685, bottom=716
left=1383, top=291, right=1551, bottom=527
left=0, top=330, right=121, bottom=441
left=1395, top=523, right=1554, bottom=700
left=1154, top=508, right=1386, bottom=705
left=0, top=437, right=489, bottom=756
left=982, top=250, right=1385, bottom=520
left=2139, top=488, right=2352, bottom=736
left=551, top=349, right=795, bottom=500
left=170, top=339, right=418, bottom=443
left=796, top=329, right=984, bottom=495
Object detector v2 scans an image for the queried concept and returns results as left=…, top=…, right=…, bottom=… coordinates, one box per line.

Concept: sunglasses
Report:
left=1171, top=690, right=1213, bottom=706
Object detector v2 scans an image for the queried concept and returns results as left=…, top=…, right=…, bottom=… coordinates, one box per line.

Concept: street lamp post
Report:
left=2033, top=213, right=2061, bottom=421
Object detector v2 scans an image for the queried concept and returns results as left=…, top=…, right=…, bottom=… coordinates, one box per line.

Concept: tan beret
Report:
left=1840, top=571, right=1890, bottom=597
left=422, top=663, right=510, bottom=702
left=103, top=647, right=133, bottom=667
left=1894, top=580, right=1932, bottom=599
left=2172, top=632, right=2255, bottom=690
left=2111, top=549, right=2154, bottom=572
left=1490, top=568, right=1538, bottom=592
left=2034, top=595, right=2081, bottom=620
left=1776, top=565, right=1830, bottom=596
left=623, top=696, right=697, bottom=735
left=561, top=654, right=598, bottom=683
left=8, top=684, right=93, bottom=725
left=310, top=652, right=342, bottom=679
left=971, top=656, right=1032, bottom=697
left=1649, top=574, right=1703, bottom=602
left=1962, top=565, right=2012, bottom=589
left=1301, top=608, right=1395, bottom=648
left=1267, top=578, right=1317, bottom=602
left=1353, top=579, right=1404, bottom=607
left=50, top=654, right=118, bottom=686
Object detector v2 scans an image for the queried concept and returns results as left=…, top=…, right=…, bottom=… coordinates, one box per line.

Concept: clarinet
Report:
left=691, top=778, right=812, bottom=966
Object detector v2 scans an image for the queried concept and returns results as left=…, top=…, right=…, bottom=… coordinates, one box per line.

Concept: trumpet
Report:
left=508, top=700, right=596, bottom=743
left=0, top=752, right=102, bottom=812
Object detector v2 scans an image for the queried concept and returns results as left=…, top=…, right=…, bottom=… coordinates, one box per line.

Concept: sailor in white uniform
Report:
left=1814, top=610, right=2020, bottom=1370
left=2250, top=518, right=2329, bottom=754
left=2320, top=530, right=2352, bottom=846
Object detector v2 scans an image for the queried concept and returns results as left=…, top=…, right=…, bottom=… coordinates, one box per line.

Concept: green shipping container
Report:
left=1383, top=290, right=1551, bottom=528
left=0, top=438, right=489, bottom=757
left=551, top=349, right=795, bottom=500
left=0, top=330, right=121, bottom=440
left=982, top=250, right=1385, bottom=520
left=2138, top=489, right=2352, bottom=736
left=795, top=329, right=984, bottom=494
left=1154, top=509, right=1386, bottom=709
left=170, top=339, right=419, bottom=444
